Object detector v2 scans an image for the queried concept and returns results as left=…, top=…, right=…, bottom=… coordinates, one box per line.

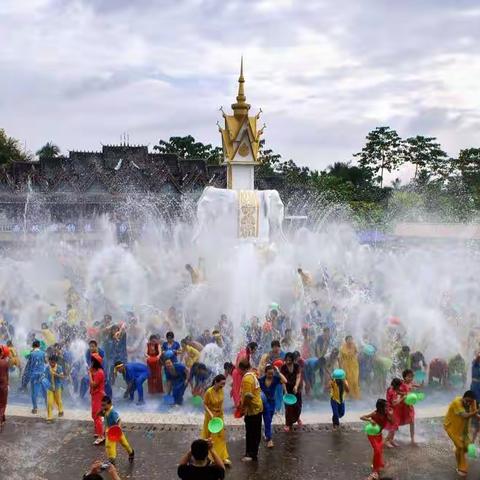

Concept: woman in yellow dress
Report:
left=339, top=335, right=361, bottom=399
left=201, top=374, right=231, bottom=466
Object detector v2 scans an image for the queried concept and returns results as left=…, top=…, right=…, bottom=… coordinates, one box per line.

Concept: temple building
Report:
left=0, top=145, right=226, bottom=234
left=0, top=61, right=297, bottom=242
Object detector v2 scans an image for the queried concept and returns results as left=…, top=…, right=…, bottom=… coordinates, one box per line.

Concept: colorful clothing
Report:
left=43, top=364, right=64, bottom=420
left=398, top=382, right=415, bottom=425
left=339, top=342, right=360, bottom=399
left=329, top=379, right=347, bottom=426
left=241, top=371, right=263, bottom=461
left=162, top=340, right=181, bottom=361
left=146, top=341, right=163, bottom=394
left=444, top=396, right=472, bottom=474
left=124, top=362, right=149, bottom=403
left=470, top=360, right=480, bottom=402
left=281, top=363, right=302, bottom=427
left=103, top=406, right=133, bottom=461
left=23, top=348, right=47, bottom=410
left=0, top=358, right=8, bottom=422
left=385, top=387, right=402, bottom=431
left=201, top=386, right=229, bottom=462
left=368, top=411, right=388, bottom=473
left=259, top=375, right=281, bottom=441
left=90, top=368, right=105, bottom=437
left=231, top=367, right=244, bottom=408
left=183, top=345, right=201, bottom=369
left=165, top=362, right=187, bottom=405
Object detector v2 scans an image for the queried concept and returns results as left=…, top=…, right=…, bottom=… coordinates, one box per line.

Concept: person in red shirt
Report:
left=0, top=345, right=10, bottom=428
left=384, top=378, right=405, bottom=448
left=235, top=342, right=258, bottom=369
left=361, top=399, right=391, bottom=480
left=90, top=353, right=106, bottom=445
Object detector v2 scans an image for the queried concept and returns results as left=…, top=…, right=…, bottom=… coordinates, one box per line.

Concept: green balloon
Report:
left=191, top=395, right=203, bottom=407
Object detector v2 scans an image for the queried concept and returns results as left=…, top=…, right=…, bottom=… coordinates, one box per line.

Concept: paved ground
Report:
left=0, top=415, right=477, bottom=480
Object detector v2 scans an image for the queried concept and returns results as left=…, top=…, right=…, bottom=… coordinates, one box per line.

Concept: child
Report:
left=399, top=369, right=419, bottom=445
left=360, top=399, right=390, bottom=480
left=100, top=395, right=134, bottom=465
left=43, top=354, right=65, bottom=422
left=329, top=374, right=349, bottom=429
left=384, top=378, right=404, bottom=448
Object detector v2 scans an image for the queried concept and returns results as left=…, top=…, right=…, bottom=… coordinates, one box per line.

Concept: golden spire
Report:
left=231, top=56, right=250, bottom=116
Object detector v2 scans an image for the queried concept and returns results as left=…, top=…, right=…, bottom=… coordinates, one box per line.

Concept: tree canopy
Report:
left=0, top=128, right=30, bottom=165
left=36, top=142, right=61, bottom=161
left=153, top=135, right=222, bottom=165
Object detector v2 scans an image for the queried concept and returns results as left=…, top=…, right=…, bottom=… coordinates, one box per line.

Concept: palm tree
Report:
left=36, top=142, right=60, bottom=161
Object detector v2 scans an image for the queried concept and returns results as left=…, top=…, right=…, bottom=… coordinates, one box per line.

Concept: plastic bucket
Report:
left=107, top=425, right=123, bottom=442
left=404, top=393, right=418, bottom=406
left=283, top=393, right=297, bottom=405
left=208, top=417, right=224, bottom=434
left=332, top=369, right=346, bottom=380
left=364, top=423, right=381, bottom=436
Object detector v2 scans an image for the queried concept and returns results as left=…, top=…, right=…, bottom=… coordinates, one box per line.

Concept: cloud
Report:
left=0, top=0, right=479, bottom=171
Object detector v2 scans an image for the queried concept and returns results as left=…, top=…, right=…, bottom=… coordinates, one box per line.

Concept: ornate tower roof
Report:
left=219, top=58, right=264, bottom=173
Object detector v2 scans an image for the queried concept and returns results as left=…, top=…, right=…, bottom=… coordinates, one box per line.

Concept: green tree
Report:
left=454, top=148, right=480, bottom=187
left=153, top=135, right=222, bottom=165
left=256, top=139, right=282, bottom=177
left=355, top=126, right=404, bottom=187
left=327, top=162, right=373, bottom=187
left=404, top=135, right=449, bottom=179
left=0, top=128, right=29, bottom=165
left=36, top=141, right=61, bottom=161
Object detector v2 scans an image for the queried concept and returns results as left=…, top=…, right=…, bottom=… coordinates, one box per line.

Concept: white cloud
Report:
left=0, top=0, right=479, bottom=170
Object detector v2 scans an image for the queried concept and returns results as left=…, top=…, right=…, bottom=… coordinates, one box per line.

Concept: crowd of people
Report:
left=0, top=267, right=479, bottom=479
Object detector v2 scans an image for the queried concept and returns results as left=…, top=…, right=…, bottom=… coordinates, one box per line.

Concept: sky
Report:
left=1, top=0, right=480, bottom=177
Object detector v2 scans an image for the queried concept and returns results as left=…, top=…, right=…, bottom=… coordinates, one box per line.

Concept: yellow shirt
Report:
left=184, top=345, right=200, bottom=368
left=67, top=309, right=78, bottom=326
left=204, top=386, right=224, bottom=418
left=444, top=396, right=471, bottom=438
left=330, top=379, right=349, bottom=404
left=241, top=371, right=263, bottom=416
left=42, top=328, right=56, bottom=346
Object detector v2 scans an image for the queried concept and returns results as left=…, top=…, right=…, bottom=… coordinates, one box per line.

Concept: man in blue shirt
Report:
left=114, top=361, right=149, bottom=405
left=23, top=340, right=46, bottom=413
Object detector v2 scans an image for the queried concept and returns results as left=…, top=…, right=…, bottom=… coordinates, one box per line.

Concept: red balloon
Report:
left=273, top=359, right=284, bottom=368
left=389, top=317, right=401, bottom=325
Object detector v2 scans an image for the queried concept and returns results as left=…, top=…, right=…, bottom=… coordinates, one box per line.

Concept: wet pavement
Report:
left=0, top=416, right=478, bottom=480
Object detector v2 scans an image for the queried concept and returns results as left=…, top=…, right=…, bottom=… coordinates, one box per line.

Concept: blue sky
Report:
left=1, top=0, right=479, bottom=175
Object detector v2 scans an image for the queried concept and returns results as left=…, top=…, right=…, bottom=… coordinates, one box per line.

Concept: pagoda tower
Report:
left=219, top=58, right=264, bottom=190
